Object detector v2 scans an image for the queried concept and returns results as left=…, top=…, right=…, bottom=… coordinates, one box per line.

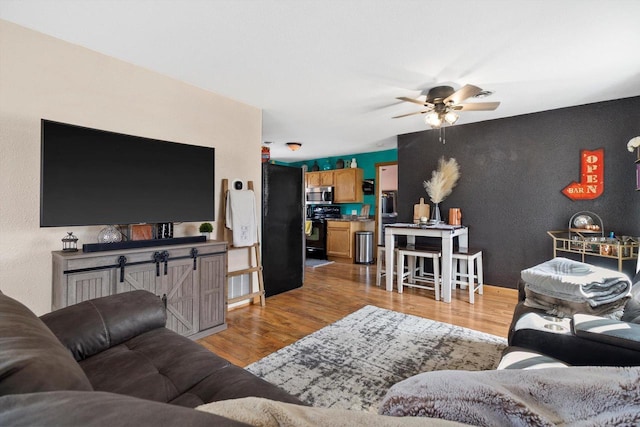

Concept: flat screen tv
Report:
left=41, top=119, right=215, bottom=227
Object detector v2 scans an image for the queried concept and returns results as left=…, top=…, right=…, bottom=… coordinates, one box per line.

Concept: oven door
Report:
left=305, top=219, right=327, bottom=259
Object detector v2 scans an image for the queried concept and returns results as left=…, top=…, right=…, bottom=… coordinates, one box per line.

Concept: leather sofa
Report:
left=0, top=290, right=303, bottom=426
left=508, top=269, right=640, bottom=366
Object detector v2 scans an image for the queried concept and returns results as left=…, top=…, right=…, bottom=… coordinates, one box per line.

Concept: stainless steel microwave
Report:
left=305, top=186, right=334, bottom=205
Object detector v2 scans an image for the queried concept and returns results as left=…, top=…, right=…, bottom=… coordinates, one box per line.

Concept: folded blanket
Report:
left=521, top=258, right=631, bottom=307
left=523, top=287, right=628, bottom=319
left=379, top=366, right=640, bottom=426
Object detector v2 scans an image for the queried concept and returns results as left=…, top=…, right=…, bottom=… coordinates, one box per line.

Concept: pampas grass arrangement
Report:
left=423, top=157, right=460, bottom=204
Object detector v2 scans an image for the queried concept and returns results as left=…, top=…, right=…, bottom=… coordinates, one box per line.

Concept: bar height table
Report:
left=384, top=223, right=469, bottom=303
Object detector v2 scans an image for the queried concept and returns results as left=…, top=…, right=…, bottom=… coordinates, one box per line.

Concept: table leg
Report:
left=385, top=231, right=394, bottom=292
left=441, top=236, right=453, bottom=303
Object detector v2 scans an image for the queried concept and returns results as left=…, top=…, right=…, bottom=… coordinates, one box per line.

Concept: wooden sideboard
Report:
left=52, top=240, right=228, bottom=339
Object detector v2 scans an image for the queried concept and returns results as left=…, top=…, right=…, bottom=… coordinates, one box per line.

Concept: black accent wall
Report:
left=398, top=96, right=640, bottom=288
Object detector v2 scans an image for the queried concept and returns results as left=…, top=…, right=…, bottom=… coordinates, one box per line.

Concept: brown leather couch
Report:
left=508, top=269, right=640, bottom=366
left=0, top=290, right=303, bottom=426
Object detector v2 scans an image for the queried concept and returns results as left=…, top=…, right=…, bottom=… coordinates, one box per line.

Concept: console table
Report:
left=384, top=224, right=469, bottom=303
left=547, top=230, right=638, bottom=272
left=52, top=240, right=228, bottom=339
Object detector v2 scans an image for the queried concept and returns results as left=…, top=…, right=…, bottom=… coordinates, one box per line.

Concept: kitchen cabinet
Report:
left=306, top=170, right=334, bottom=187
left=52, top=241, right=227, bottom=339
left=334, top=168, right=363, bottom=203
left=327, top=220, right=374, bottom=263
left=305, top=168, right=363, bottom=203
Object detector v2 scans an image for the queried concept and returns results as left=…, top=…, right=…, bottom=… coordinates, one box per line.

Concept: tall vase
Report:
left=430, top=203, right=442, bottom=224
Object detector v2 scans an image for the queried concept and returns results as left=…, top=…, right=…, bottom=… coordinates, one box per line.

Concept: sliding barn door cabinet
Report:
left=52, top=241, right=228, bottom=339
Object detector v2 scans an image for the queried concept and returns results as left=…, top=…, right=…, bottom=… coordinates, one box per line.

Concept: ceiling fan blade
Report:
left=456, top=102, right=501, bottom=111
left=443, top=84, right=482, bottom=105
left=392, top=110, right=430, bottom=119
left=396, top=96, right=432, bottom=107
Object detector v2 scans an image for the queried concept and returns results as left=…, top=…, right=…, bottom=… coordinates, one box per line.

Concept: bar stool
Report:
left=452, top=248, right=484, bottom=304
left=376, top=244, right=403, bottom=287
left=397, top=245, right=441, bottom=299
left=376, top=245, right=387, bottom=287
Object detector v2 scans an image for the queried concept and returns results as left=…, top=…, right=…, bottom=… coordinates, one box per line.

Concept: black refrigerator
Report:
left=261, top=163, right=304, bottom=297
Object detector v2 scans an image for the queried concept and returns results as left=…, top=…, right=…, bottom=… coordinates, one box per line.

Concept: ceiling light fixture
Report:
left=425, top=112, right=442, bottom=128
left=444, top=111, right=459, bottom=125
left=286, top=142, right=302, bottom=151
left=424, top=105, right=460, bottom=129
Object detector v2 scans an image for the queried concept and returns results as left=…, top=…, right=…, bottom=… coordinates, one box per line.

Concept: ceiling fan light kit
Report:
left=425, top=112, right=442, bottom=128
left=444, top=111, right=459, bottom=125
left=395, top=84, right=500, bottom=129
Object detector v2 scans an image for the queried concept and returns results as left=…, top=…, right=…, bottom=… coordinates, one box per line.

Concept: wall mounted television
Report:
left=40, top=119, right=215, bottom=227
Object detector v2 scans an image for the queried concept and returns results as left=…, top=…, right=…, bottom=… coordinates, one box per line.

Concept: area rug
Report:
left=246, top=305, right=507, bottom=412
left=304, top=258, right=334, bottom=268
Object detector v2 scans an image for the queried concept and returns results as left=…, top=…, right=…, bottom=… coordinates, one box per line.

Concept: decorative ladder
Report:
left=221, top=179, right=265, bottom=306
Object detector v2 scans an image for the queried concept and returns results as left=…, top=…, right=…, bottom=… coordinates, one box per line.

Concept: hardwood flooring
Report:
left=197, top=262, right=518, bottom=367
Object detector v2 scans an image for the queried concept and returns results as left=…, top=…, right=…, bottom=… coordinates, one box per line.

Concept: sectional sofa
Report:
left=0, top=290, right=302, bottom=426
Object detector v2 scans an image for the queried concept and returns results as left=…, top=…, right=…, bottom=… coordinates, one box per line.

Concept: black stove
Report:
left=306, top=205, right=341, bottom=259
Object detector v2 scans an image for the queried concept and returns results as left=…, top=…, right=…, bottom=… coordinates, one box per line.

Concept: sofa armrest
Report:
left=509, top=312, right=640, bottom=366
left=573, top=314, right=640, bottom=351
left=40, top=290, right=167, bottom=361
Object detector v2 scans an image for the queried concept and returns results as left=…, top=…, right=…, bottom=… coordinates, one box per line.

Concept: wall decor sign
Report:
left=562, top=148, right=604, bottom=200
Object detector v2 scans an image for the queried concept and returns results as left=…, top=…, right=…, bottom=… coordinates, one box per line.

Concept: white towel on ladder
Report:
left=225, top=189, right=257, bottom=247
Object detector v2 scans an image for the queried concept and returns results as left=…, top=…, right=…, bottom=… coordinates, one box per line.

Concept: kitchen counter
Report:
left=328, top=217, right=374, bottom=222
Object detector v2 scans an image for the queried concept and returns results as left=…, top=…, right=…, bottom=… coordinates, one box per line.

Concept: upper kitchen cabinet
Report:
left=306, top=170, right=334, bottom=188
left=334, top=168, right=363, bottom=203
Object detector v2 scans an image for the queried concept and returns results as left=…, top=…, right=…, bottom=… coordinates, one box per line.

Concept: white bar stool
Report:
left=376, top=245, right=387, bottom=287
left=376, top=244, right=404, bottom=287
left=452, top=248, right=484, bottom=304
left=397, top=245, right=441, bottom=299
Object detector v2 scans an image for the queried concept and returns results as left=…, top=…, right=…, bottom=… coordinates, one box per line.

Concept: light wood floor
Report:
left=198, top=262, right=518, bottom=367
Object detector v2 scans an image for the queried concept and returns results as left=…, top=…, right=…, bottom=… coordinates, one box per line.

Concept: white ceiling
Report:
left=2, top=0, right=640, bottom=162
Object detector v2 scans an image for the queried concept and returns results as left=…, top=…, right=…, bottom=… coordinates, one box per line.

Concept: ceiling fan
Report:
left=393, top=84, right=500, bottom=128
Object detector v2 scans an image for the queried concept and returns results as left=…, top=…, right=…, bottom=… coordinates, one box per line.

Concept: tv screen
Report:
left=41, top=120, right=215, bottom=227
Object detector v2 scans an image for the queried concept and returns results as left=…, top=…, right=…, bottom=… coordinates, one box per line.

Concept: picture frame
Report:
left=130, top=224, right=154, bottom=240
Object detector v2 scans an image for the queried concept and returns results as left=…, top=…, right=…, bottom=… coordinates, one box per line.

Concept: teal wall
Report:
left=283, top=148, right=397, bottom=216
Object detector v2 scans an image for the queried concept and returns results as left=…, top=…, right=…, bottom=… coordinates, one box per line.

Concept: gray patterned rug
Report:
left=246, top=305, right=507, bottom=412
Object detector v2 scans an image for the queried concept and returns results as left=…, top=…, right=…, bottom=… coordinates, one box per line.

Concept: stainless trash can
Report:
left=355, top=231, right=374, bottom=264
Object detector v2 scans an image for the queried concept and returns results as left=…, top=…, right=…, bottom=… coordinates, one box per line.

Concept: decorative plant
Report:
left=627, top=136, right=640, bottom=152
left=199, top=222, right=213, bottom=233
left=423, top=157, right=461, bottom=204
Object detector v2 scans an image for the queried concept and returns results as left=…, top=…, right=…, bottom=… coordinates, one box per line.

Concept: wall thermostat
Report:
left=232, top=179, right=244, bottom=190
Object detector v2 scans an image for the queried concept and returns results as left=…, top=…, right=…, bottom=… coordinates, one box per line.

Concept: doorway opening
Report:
left=374, top=161, right=398, bottom=247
